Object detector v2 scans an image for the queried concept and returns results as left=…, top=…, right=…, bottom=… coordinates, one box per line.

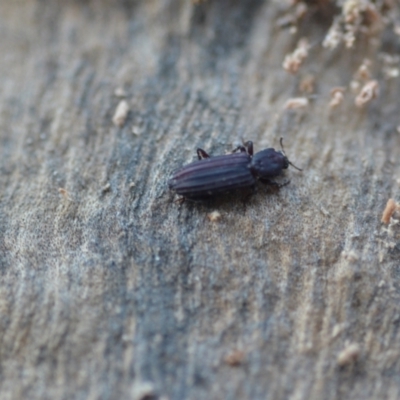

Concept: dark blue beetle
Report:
left=169, top=138, right=301, bottom=201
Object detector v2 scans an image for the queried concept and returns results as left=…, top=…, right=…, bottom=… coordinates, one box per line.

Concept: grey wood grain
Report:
left=1, top=1, right=400, bottom=399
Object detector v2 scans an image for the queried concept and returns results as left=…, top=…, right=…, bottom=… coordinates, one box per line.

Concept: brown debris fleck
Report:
left=225, top=350, right=245, bottom=366
left=58, top=188, right=73, bottom=202
left=381, top=198, right=398, bottom=225
left=58, top=188, right=68, bottom=196
left=299, top=75, right=315, bottom=94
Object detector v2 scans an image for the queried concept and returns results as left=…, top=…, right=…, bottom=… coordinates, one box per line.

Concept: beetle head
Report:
left=251, top=149, right=289, bottom=179
left=251, top=139, right=302, bottom=179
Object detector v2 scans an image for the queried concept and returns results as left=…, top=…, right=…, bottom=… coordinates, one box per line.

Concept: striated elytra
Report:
left=168, top=138, right=301, bottom=201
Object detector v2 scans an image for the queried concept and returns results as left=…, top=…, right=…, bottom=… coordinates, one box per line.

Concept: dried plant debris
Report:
left=379, top=53, right=400, bottom=79
left=355, top=79, right=379, bottom=107
left=348, top=59, right=376, bottom=105
left=277, top=2, right=308, bottom=31
left=279, top=2, right=397, bottom=111
left=283, top=38, right=310, bottom=74
left=280, top=1, right=397, bottom=50
left=323, top=17, right=343, bottom=49
left=337, top=342, right=360, bottom=366
left=207, top=211, right=222, bottom=222
left=329, top=87, right=346, bottom=108
left=379, top=199, right=400, bottom=261
left=355, top=58, right=372, bottom=81
left=284, top=97, right=309, bottom=110
left=276, top=1, right=400, bottom=114
left=113, top=100, right=130, bottom=127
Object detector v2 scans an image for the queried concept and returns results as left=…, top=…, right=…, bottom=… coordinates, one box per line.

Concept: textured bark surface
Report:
left=1, top=1, right=400, bottom=399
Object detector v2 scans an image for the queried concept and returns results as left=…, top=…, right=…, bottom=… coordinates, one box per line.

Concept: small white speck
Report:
left=114, top=87, right=127, bottom=97
left=208, top=211, right=221, bottom=222
left=112, top=100, right=130, bottom=127
left=132, top=126, right=141, bottom=136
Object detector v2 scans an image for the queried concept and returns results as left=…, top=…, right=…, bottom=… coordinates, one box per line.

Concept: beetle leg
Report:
left=244, top=141, right=254, bottom=156
left=259, top=178, right=290, bottom=188
left=174, top=196, right=186, bottom=205
left=232, top=145, right=247, bottom=153
left=197, top=148, right=210, bottom=160
left=246, top=184, right=257, bottom=197
left=233, top=141, right=253, bottom=156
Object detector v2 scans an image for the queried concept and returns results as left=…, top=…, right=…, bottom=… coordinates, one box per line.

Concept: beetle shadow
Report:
left=174, top=184, right=284, bottom=212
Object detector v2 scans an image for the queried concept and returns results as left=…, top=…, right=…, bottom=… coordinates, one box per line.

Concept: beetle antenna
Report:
left=279, top=137, right=303, bottom=171
left=288, top=160, right=303, bottom=171
left=279, top=137, right=286, bottom=155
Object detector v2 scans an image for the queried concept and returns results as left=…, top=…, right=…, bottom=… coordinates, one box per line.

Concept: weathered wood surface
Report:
left=1, top=1, right=400, bottom=399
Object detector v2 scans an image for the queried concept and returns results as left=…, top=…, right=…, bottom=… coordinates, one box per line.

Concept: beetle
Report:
left=168, top=138, right=301, bottom=201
